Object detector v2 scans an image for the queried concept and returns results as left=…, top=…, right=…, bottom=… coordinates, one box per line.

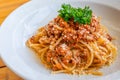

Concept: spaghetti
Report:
left=26, top=10, right=117, bottom=75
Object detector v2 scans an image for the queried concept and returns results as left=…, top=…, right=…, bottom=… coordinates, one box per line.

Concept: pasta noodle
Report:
left=26, top=14, right=117, bottom=76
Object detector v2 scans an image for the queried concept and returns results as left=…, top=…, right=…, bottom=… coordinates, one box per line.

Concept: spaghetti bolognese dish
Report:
left=26, top=4, right=117, bottom=75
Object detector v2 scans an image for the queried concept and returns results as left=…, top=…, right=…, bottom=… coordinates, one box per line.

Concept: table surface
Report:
left=0, top=0, right=29, bottom=80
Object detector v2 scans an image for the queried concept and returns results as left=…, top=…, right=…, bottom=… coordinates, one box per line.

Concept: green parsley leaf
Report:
left=58, top=4, right=92, bottom=24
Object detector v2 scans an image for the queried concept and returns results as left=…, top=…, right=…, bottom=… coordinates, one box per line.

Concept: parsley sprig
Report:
left=58, top=4, right=92, bottom=24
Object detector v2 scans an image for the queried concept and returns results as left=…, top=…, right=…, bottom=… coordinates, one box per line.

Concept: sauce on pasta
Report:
left=26, top=5, right=117, bottom=76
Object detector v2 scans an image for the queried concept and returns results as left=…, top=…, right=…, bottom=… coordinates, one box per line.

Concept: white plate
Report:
left=0, top=0, right=120, bottom=80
